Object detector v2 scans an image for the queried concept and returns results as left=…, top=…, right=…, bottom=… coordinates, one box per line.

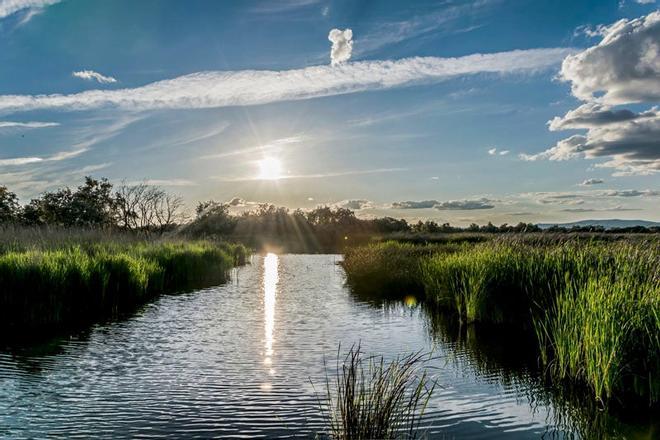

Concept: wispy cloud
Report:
left=247, top=0, right=321, bottom=14
left=0, top=115, right=140, bottom=168
left=72, top=70, right=118, bottom=84
left=0, top=121, right=59, bottom=129
left=0, top=147, right=86, bottom=167
left=201, top=135, right=304, bottom=159
left=213, top=167, right=405, bottom=182
left=0, top=0, right=60, bottom=20
left=128, top=179, right=198, bottom=187
left=353, top=0, right=499, bottom=57
left=488, top=147, right=510, bottom=156
left=0, top=48, right=572, bottom=114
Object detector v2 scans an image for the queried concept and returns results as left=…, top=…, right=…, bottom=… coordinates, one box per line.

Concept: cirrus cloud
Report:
left=0, top=48, right=573, bottom=114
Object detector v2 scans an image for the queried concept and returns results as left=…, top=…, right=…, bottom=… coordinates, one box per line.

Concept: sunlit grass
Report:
left=342, top=238, right=660, bottom=405
left=0, top=231, right=248, bottom=333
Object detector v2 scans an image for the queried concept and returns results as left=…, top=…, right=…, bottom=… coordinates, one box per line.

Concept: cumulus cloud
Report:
left=560, top=12, right=660, bottom=104
left=0, top=0, right=60, bottom=20
left=328, top=28, right=353, bottom=65
left=72, top=70, right=118, bottom=84
left=0, top=48, right=572, bottom=114
left=434, top=198, right=495, bottom=210
left=0, top=121, right=59, bottom=129
left=521, top=107, right=660, bottom=174
left=488, top=148, right=497, bottom=155
left=392, top=198, right=495, bottom=210
left=228, top=197, right=246, bottom=206
left=392, top=200, right=439, bottom=209
left=580, top=178, right=604, bottom=185
left=603, top=189, right=659, bottom=197
left=522, top=12, right=660, bottom=176
left=337, top=199, right=372, bottom=210
left=548, top=103, right=656, bottom=130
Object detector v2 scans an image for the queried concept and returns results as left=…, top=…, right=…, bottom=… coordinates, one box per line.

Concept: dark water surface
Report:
left=0, top=254, right=654, bottom=438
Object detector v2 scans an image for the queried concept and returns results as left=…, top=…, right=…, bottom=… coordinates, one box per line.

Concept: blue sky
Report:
left=0, top=0, right=658, bottom=225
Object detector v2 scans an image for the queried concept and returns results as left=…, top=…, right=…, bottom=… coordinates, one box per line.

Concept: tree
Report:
left=115, top=182, right=186, bottom=233
left=22, top=177, right=117, bottom=227
left=0, top=186, right=20, bottom=223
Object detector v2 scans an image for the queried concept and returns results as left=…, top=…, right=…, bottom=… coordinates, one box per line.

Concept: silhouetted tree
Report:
left=0, top=186, right=20, bottom=224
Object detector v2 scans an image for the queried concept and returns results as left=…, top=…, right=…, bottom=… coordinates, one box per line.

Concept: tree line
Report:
left=0, top=177, right=656, bottom=248
left=0, top=177, right=186, bottom=234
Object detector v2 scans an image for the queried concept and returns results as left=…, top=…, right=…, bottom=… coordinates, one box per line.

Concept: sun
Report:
left=257, top=157, right=283, bottom=180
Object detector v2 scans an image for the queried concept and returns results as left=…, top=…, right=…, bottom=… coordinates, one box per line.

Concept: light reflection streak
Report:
left=263, top=253, right=279, bottom=386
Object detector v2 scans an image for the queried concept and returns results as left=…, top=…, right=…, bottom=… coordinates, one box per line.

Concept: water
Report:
left=0, top=254, right=653, bottom=438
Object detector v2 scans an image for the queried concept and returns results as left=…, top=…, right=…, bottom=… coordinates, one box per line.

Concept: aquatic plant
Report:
left=342, top=238, right=660, bottom=406
left=0, top=239, right=248, bottom=334
left=320, top=344, right=435, bottom=439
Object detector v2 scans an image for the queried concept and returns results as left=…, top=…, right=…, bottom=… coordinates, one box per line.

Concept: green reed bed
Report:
left=342, top=238, right=660, bottom=406
left=342, top=241, right=459, bottom=299
left=0, top=239, right=248, bottom=334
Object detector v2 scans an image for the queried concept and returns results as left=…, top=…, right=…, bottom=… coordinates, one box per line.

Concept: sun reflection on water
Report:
left=262, top=253, right=279, bottom=389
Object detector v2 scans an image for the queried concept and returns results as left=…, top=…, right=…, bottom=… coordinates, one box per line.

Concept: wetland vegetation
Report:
left=343, top=237, right=660, bottom=410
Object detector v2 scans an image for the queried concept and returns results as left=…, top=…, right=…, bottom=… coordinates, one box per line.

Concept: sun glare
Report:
left=257, top=157, right=283, bottom=180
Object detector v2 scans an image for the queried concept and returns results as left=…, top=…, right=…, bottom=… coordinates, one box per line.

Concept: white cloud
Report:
left=435, top=198, right=495, bottom=210
left=580, top=178, right=604, bottom=185
left=0, top=147, right=88, bottom=167
left=0, top=0, right=60, bottom=20
left=488, top=147, right=509, bottom=156
left=392, top=200, right=439, bottom=209
left=0, top=48, right=572, bottom=114
left=328, top=28, right=353, bottom=65
left=635, top=0, right=655, bottom=4
left=603, top=189, right=659, bottom=197
left=72, top=70, right=118, bottom=84
left=0, top=121, right=59, bottom=129
left=521, top=107, right=660, bottom=174
left=336, top=199, right=372, bottom=210
left=391, top=198, right=496, bottom=210
left=560, top=12, right=660, bottom=104
left=141, top=179, right=197, bottom=187
left=547, top=103, right=656, bottom=130
left=522, top=12, right=660, bottom=176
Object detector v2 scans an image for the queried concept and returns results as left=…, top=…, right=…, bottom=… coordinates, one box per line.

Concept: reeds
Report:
left=0, top=235, right=248, bottom=334
left=342, top=238, right=660, bottom=405
left=320, top=344, right=435, bottom=439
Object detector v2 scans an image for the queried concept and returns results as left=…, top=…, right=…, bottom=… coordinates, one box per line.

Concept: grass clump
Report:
left=342, top=241, right=457, bottom=299
left=320, top=344, right=435, bottom=439
left=0, top=239, right=248, bottom=334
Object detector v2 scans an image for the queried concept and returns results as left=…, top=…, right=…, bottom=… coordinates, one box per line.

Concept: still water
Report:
left=0, top=254, right=653, bottom=438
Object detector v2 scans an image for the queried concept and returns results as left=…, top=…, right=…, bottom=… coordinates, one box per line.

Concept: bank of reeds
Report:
left=320, top=345, right=435, bottom=439
left=342, top=238, right=660, bottom=406
left=0, top=235, right=248, bottom=334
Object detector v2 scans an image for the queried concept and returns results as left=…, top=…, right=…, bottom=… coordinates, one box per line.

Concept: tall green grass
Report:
left=342, top=238, right=660, bottom=406
left=0, top=238, right=248, bottom=333
left=320, top=344, right=435, bottom=439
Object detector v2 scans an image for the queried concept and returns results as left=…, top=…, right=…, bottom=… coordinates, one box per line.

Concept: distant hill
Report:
left=538, top=219, right=660, bottom=230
